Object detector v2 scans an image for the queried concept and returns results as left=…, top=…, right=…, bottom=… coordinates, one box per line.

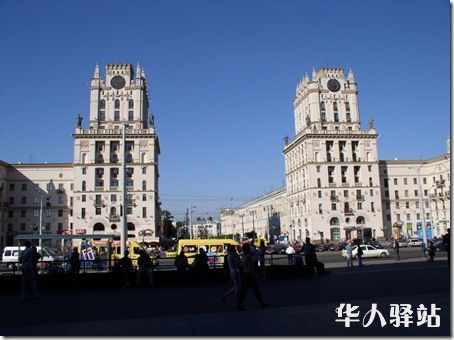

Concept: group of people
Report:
left=221, top=242, right=269, bottom=311
left=286, top=238, right=328, bottom=274
left=118, top=249, right=155, bottom=288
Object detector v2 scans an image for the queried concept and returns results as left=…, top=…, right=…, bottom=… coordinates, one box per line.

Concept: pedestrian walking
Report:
left=31, top=246, right=42, bottom=286
left=393, top=239, right=400, bottom=261
left=137, top=249, right=154, bottom=287
left=19, top=241, right=41, bottom=300
left=442, top=228, right=450, bottom=265
left=286, top=244, right=295, bottom=265
left=238, top=243, right=269, bottom=311
left=302, top=238, right=317, bottom=273
left=345, top=240, right=354, bottom=268
left=258, top=240, right=267, bottom=282
left=221, top=245, right=242, bottom=308
left=427, top=241, right=435, bottom=262
left=420, top=241, right=427, bottom=259
left=67, top=247, right=81, bottom=288
left=119, top=251, right=133, bottom=288
left=356, top=240, right=363, bottom=266
left=192, top=248, right=209, bottom=273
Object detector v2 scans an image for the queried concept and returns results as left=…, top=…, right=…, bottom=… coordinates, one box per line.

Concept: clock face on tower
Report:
left=327, top=79, right=341, bottom=92
left=111, top=76, right=126, bottom=89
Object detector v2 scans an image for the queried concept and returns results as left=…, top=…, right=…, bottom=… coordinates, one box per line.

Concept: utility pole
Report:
left=120, top=124, right=128, bottom=257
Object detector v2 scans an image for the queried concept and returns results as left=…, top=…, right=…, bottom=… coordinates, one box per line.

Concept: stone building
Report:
left=0, top=64, right=161, bottom=249
left=221, top=67, right=450, bottom=243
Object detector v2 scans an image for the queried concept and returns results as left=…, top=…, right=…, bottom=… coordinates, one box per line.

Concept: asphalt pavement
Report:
left=0, top=257, right=450, bottom=336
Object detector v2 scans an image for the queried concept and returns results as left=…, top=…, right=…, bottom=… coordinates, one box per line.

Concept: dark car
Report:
left=432, top=240, right=447, bottom=252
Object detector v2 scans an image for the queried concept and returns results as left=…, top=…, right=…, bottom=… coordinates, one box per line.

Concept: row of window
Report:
left=99, top=99, right=134, bottom=110
left=8, top=195, right=65, bottom=205
left=81, top=206, right=148, bottom=218
left=8, top=208, right=65, bottom=218
left=81, top=179, right=148, bottom=190
left=8, top=182, right=69, bottom=192
left=383, top=174, right=449, bottom=188
left=98, top=110, right=134, bottom=122
left=317, top=201, right=375, bottom=214
left=320, top=101, right=350, bottom=112
left=7, top=223, right=64, bottom=232
left=385, top=213, right=431, bottom=222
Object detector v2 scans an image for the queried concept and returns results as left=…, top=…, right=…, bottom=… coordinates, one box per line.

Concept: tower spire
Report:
left=348, top=68, right=355, bottom=82
left=93, top=63, right=100, bottom=78
left=312, top=67, right=317, bottom=80
left=136, top=63, right=141, bottom=78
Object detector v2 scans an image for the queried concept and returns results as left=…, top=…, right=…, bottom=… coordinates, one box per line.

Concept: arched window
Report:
left=333, top=102, right=338, bottom=111
left=367, top=152, right=372, bottom=161
left=128, top=99, right=134, bottom=109
left=141, top=153, right=147, bottom=163
left=81, top=153, right=86, bottom=164
left=93, top=223, right=105, bottom=231
left=99, top=99, right=106, bottom=109
left=142, top=180, right=147, bottom=190
left=330, top=217, right=340, bottom=225
left=320, top=101, right=326, bottom=111
left=110, top=207, right=116, bottom=216
left=345, top=102, right=350, bottom=111
left=81, top=181, right=86, bottom=191
left=317, top=178, right=321, bottom=188
left=315, top=152, right=320, bottom=162
left=127, top=222, right=135, bottom=231
left=114, top=100, right=120, bottom=109
left=356, top=216, right=365, bottom=225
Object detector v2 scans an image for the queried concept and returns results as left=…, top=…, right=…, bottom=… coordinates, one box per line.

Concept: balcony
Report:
left=354, top=181, right=362, bottom=187
left=94, top=186, right=104, bottom=191
left=108, top=214, right=120, bottom=222
left=344, top=209, right=354, bottom=216
left=94, top=200, right=105, bottom=207
left=330, top=195, right=338, bottom=202
left=328, top=183, right=337, bottom=188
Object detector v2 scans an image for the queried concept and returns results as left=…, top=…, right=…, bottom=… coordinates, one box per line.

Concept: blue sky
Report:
left=0, top=0, right=449, bottom=220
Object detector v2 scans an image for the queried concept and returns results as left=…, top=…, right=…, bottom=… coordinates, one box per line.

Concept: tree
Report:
left=176, top=221, right=190, bottom=239
left=162, top=210, right=176, bottom=239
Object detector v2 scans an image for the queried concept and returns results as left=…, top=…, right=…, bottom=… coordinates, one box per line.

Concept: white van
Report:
left=2, top=246, right=62, bottom=270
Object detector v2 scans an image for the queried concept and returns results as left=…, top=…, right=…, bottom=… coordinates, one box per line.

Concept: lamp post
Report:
left=250, top=210, right=256, bottom=235
left=120, top=124, right=128, bottom=257
left=414, top=162, right=428, bottom=248
left=239, top=214, right=244, bottom=237
left=188, top=201, right=196, bottom=239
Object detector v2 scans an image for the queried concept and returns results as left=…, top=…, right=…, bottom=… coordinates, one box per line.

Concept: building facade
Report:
left=0, top=64, right=161, bottom=249
left=283, top=68, right=382, bottom=242
left=221, top=68, right=450, bottom=243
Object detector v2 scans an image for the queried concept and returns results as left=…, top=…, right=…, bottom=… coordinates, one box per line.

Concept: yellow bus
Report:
left=79, top=240, right=158, bottom=268
left=177, top=239, right=239, bottom=268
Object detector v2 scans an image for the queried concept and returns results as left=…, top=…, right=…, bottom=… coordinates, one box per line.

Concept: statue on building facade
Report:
left=306, top=114, right=311, bottom=127
left=76, top=114, right=83, bottom=128
left=149, top=113, right=155, bottom=126
left=368, top=116, right=374, bottom=130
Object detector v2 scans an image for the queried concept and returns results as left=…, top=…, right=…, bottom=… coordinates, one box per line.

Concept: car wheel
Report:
left=380, top=252, right=387, bottom=258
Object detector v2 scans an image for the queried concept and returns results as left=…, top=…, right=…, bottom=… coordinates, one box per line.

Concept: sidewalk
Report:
left=1, top=292, right=449, bottom=336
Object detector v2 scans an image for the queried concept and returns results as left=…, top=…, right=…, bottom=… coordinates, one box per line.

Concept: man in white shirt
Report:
left=286, top=244, right=295, bottom=265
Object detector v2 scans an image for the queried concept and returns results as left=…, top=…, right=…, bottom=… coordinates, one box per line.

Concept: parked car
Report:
left=407, top=238, right=423, bottom=247
left=342, top=245, right=389, bottom=259
left=365, top=240, right=384, bottom=249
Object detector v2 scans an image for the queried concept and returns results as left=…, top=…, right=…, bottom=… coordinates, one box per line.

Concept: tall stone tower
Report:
left=72, top=63, right=161, bottom=241
left=283, top=68, right=383, bottom=242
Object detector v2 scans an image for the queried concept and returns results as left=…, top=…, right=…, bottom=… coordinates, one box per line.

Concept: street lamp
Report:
left=410, top=162, right=428, bottom=248
left=188, top=201, right=196, bottom=239
left=239, top=213, right=245, bottom=237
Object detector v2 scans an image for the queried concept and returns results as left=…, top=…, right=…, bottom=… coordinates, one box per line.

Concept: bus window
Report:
left=182, top=245, right=198, bottom=253
left=132, top=247, right=141, bottom=255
